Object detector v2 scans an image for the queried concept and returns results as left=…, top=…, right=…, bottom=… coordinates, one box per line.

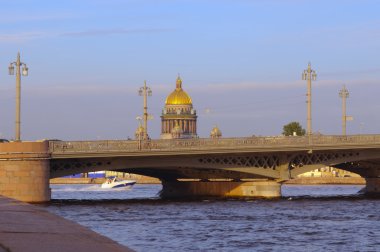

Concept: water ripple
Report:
left=43, top=184, right=380, bottom=252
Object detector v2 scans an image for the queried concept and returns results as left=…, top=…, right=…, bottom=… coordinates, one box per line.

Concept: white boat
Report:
left=101, top=177, right=136, bottom=189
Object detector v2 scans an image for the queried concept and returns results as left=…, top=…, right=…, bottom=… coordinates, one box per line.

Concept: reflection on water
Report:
left=44, top=184, right=380, bottom=252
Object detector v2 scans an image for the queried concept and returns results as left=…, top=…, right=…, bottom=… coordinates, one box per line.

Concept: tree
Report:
left=282, top=121, right=306, bottom=136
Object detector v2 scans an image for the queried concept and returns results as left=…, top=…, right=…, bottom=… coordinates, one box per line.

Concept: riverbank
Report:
left=50, top=177, right=365, bottom=185
left=0, top=196, right=133, bottom=252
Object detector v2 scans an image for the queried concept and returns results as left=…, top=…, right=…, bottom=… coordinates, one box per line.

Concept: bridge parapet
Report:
left=49, top=134, right=380, bottom=153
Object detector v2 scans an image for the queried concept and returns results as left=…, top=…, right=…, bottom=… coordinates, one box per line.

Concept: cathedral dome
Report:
left=165, top=76, right=192, bottom=105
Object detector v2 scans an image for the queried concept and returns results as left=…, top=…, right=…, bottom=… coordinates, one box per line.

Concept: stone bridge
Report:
left=1, top=135, right=380, bottom=202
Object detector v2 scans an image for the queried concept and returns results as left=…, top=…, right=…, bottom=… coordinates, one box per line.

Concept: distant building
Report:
left=297, top=167, right=361, bottom=178
left=210, top=125, right=222, bottom=138
left=160, top=76, right=197, bottom=139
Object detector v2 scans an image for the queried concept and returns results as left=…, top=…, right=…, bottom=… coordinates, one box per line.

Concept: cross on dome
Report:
left=176, top=75, right=182, bottom=89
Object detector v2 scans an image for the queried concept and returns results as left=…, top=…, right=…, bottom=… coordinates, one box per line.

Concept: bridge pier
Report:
left=160, top=180, right=281, bottom=199
left=364, top=178, right=380, bottom=195
left=0, top=142, right=50, bottom=203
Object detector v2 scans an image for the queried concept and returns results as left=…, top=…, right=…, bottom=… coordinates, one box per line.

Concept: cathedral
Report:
left=160, top=76, right=198, bottom=139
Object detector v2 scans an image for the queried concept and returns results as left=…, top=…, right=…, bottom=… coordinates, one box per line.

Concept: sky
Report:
left=0, top=0, right=380, bottom=140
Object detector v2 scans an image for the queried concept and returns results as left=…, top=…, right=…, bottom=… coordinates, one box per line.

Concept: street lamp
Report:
left=138, top=81, right=152, bottom=140
left=8, top=52, right=29, bottom=141
left=339, top=85, right=353, bottom=136
left=302, top=62, right=317, bottom=137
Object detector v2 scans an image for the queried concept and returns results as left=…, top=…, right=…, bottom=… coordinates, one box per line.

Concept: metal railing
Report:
left=49, top=134, right=380, bottom=154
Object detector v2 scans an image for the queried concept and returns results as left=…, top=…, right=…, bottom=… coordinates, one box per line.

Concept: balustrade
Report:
left=49, top=135, right=380, bottom=153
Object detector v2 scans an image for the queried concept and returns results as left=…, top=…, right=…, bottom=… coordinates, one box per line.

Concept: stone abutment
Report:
left=0, top=141, right=50, bottom=203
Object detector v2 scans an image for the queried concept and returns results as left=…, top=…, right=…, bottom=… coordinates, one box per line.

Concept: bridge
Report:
left=1, top=134, right=380, bottom=202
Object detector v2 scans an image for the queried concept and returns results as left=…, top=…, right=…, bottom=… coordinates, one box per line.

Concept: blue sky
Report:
left=0, top=0, right=380, bottom=140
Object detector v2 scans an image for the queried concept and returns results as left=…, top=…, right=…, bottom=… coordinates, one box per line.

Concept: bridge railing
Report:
left=49, top=134, right=380, bottom=153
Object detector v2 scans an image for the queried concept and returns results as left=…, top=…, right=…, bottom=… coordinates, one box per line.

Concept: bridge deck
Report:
left=49, top=135, right=380, bottom=158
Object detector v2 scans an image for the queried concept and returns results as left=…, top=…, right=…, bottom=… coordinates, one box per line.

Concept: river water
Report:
left=43, top=184, right=380, bottom=252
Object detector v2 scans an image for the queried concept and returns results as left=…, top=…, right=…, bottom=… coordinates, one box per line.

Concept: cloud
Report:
left=0, top=28, right=174, bottom=43
left=320, top=68, right=380, bottom=77
left=258, top=19, right=380, bottom=49
left=22, top=83, right=172, bottom=97
left=22, top=80, right=301, bottom=97
left=61, top=28, right=174, bottom=37
left=20, top=77, right=379, bottom=98
left=191, top=80, right=303, bottom=93
left=0, top=32, right=49, bottom=43
left=0, top=13, right=76, bottom=24
left=189, top=78, right=380, bottom=94
left=24, top=85, right=133, bottom=96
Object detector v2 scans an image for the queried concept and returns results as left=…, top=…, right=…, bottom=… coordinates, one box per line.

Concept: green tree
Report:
left=282, top=121, right=306, bottom=136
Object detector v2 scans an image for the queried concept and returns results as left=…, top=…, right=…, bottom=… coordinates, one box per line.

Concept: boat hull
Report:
left=101, top=180, right=136, bottom=189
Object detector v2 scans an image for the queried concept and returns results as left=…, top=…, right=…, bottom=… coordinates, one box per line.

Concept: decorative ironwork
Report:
left=198, top=155, right=280, bottom=169
left=290, top=152, right=360, bottom=168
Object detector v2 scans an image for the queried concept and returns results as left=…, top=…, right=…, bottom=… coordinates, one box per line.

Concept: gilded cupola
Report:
left=165, top=76, right=192, bottom=105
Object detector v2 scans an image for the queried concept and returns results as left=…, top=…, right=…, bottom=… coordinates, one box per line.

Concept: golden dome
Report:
left=210, top=125, right=222, bottom=138
left=135, top=125, right=145, bottom=139
left=165, top=76, right=192, bottom=105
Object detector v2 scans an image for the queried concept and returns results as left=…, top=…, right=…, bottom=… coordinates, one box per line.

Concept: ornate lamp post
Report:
left=339, top=85, right=352, bottom=135
left=8, top=52, right=29, bottom=141
left=302, top=62, right=317, bottom=136
left=138, top=81, right=152, bottom=140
